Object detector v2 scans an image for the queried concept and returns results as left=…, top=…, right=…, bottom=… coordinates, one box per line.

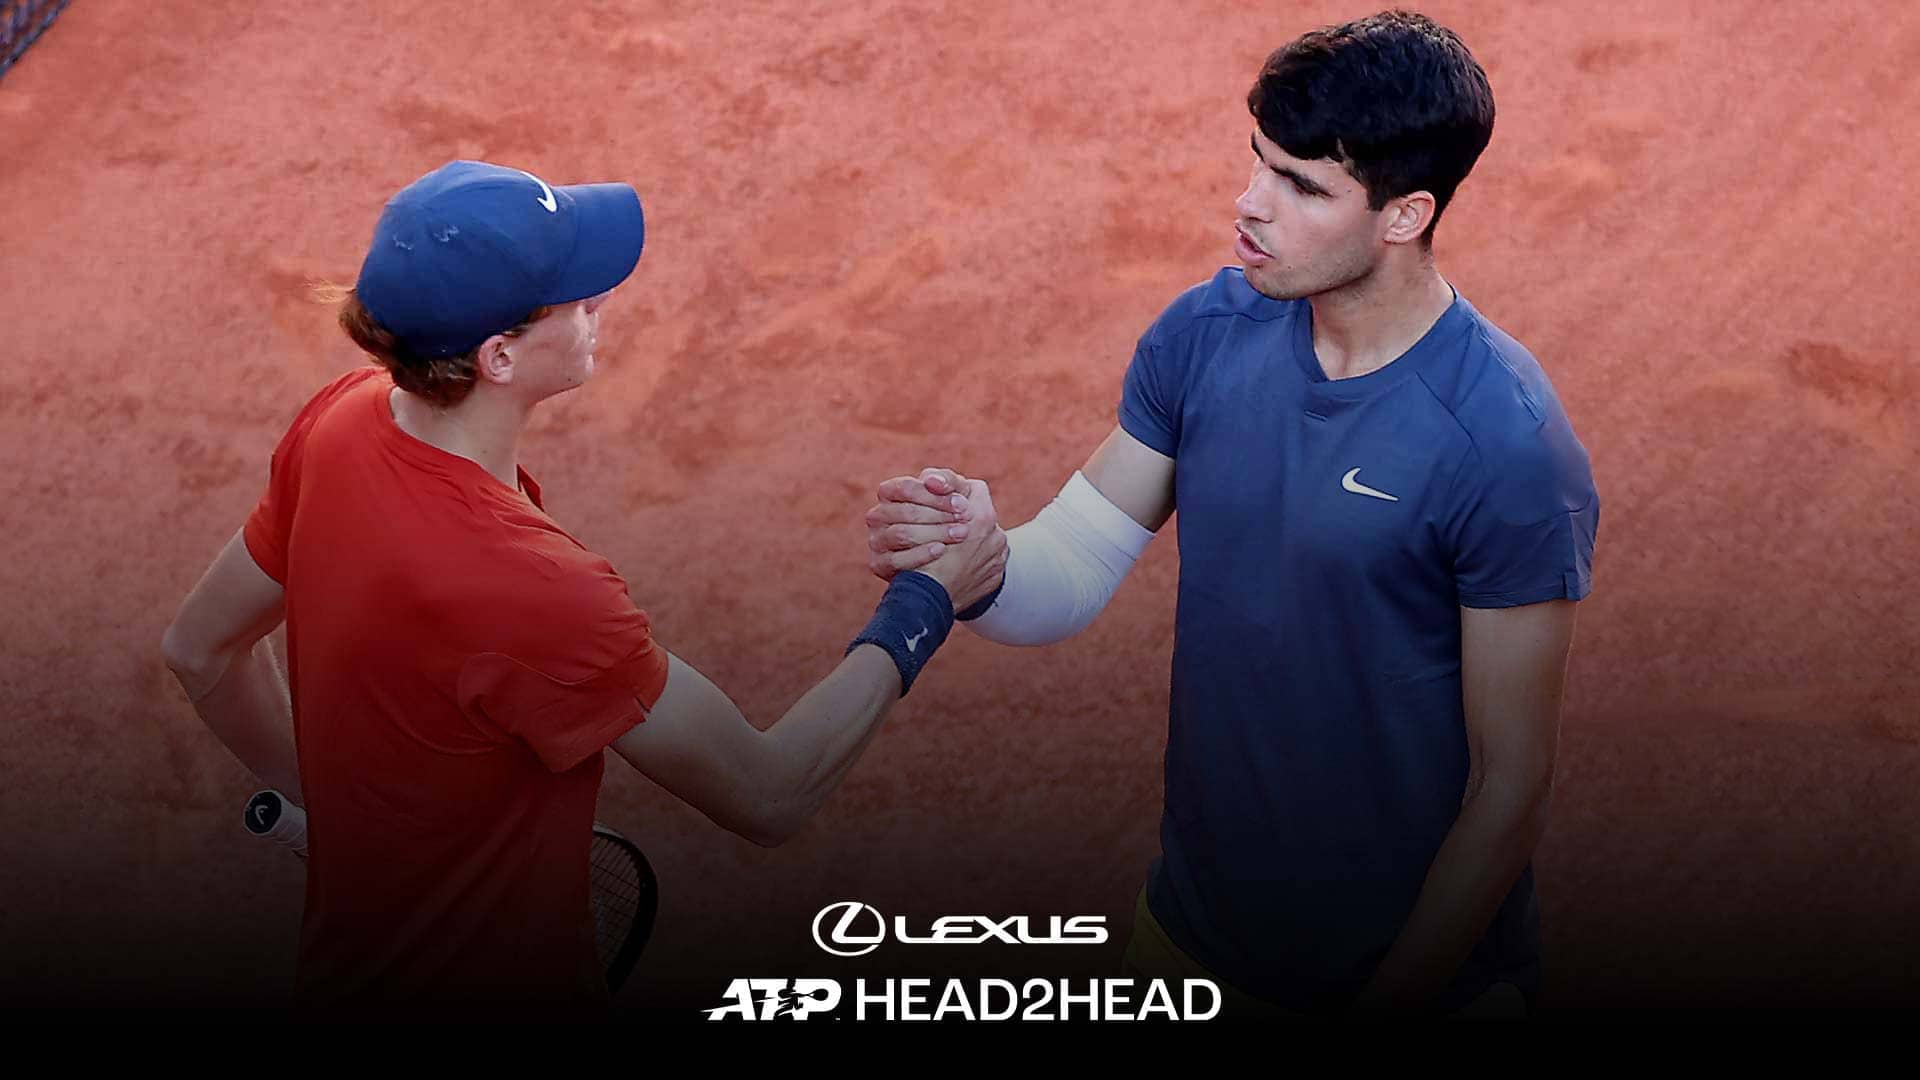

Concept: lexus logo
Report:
left=810, top=901, right=1109, bottom=957
left=812, top=901, right=886, bottom=957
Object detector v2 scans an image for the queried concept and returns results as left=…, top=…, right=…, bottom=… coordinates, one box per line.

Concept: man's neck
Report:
left=1308, top=262, right=1457, bottom=381
left=389, top=386, right=528, bottom=491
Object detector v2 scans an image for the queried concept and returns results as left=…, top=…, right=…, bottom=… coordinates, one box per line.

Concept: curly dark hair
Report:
left=1247, top=10, right=1495, bottom=243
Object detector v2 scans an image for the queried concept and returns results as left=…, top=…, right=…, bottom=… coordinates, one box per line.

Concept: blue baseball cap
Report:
left=355, top=160, right=646, bottom=358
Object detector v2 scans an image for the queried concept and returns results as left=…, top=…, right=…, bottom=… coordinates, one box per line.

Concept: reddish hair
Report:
left=314, top=283, right=552, bottom=408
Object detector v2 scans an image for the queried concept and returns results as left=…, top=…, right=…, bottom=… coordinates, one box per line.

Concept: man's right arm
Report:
left=611, top=480, right=1008, bottom=847
left=863, top=423, right=1174, bottom=646
left=610, top=647, right=901, bottom=847
left=1078, top=424, right=1177, bottom=533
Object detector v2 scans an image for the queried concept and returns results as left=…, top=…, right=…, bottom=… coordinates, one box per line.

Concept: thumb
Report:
left=920, top=468, right=968, bottom=495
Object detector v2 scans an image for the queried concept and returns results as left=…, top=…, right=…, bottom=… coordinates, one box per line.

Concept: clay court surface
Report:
left=2, top=1, right=1916, bottom=1011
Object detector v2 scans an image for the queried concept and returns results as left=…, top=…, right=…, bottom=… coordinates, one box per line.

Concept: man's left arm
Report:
left=162, top=528, right=302, bottom=801
left=1354, top=598, right=1578, bottom=1011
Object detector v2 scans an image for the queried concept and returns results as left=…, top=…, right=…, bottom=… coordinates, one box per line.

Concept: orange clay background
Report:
left=2, top=1, right=1916, bottom=1012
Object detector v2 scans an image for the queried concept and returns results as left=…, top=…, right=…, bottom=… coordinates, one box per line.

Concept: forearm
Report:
left=1358, top=776, right=1550, bottom=1010
left=754, top=644, right=902, bottom=838
left=173, top=637, right=303, bottom=802
left=963, top=471, right=1153, bottom=646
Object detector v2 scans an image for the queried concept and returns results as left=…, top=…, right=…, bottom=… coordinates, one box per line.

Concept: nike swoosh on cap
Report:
left=518, top=169, right=558, bottom=213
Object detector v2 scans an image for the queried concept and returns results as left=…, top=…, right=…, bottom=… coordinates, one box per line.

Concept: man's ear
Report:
left=473, top=334, right=514, bottom=385
left=1381, top=189, right=1437, bottom=246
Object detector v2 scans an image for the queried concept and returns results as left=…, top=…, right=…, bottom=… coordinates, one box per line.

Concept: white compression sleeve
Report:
left=964, top=470, right=1156, bottom=646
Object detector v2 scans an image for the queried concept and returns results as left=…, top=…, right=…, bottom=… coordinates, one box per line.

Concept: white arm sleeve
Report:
left=964, top=470, right=1157, bottom=646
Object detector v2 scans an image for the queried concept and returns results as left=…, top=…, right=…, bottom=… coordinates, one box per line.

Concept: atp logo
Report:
left=705, top=978, right=842, bottom=1020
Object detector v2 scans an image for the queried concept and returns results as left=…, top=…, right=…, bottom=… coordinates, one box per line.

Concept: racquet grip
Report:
left=243, top=789, right=309, bottom=859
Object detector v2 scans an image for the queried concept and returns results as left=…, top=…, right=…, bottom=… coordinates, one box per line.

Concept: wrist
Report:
left=955, top=567, right=1006, bottom=621
left=846, top=571, right=956, bottom=696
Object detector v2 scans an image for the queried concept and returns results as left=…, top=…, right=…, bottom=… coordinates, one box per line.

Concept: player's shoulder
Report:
left=298, top=364, right=387, bottom=418
left=281, top=364, right=385, bottom=437
left=1423, top=301, right=1571, bottom=442
left=1144, top=266, right=1296, bottom=348
left=269, top=365, right=386, bottom=462
left=1425, top=301, right=1594, bottom=512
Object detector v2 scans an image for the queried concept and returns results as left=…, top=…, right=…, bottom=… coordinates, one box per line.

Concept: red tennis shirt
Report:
left=243, top=367, right=671, bottom=1016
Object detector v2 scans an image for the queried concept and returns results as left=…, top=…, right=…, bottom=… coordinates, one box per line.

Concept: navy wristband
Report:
left=847, top=571, right=955, bottom=696
left=955, top=575, right=1004, bottom=622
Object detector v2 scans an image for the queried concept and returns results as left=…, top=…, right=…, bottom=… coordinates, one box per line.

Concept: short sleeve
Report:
left=1447, top=426, right=1599, bottom=608
left=456, top=558, right=672, bottom=774
left=1117, top=274, right=1241, bottom=457
left=1125, top=289, right=1226, bottom=458
left=243, top=368, right=382, bottom=583
left=1118, top=336, right=1182, bottom=457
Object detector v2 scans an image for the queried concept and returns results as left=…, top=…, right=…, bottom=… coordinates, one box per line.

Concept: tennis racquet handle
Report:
left=243, top=789, right=309, bottom=859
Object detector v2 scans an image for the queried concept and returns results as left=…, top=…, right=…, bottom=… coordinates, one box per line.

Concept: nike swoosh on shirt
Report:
left=1341, top=468, right=1399, bottom=502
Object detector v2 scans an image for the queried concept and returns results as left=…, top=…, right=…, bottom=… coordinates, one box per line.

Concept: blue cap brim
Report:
left=544, top=181, right=645, bottom=305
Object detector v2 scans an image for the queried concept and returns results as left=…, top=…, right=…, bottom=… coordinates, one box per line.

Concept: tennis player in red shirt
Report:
left=160, top=161, right=1004, bottom=1016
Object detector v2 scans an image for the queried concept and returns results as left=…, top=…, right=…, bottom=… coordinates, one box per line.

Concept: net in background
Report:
left=1, top=0, right=70, bottom=81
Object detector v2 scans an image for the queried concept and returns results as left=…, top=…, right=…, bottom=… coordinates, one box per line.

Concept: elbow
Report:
left=706, top=780, right=807, bottom=848
left=159, top=621, right=191, bottom=673
left=160, top=622, right=212, bottom=687
left=161, top=622, right=244, bottom=702
left=735, top=818, right=795, bottom=849
left=743, top=825, right=793, bottom=849
left=1516, top=758, right=1556, bottom=814
left=1503, top=779, right=1554, bottom=841
left=729, top=744, right=824, bottom=847
left=739, top=805, right=807, bottom=848
left=732, top=773, right=819, bottom=847
left=1464, top=761, right=1555, bottom=832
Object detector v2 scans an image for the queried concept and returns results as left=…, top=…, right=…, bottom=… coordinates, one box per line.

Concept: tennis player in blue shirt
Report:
left=865, top=10, right=1598, bottom=1017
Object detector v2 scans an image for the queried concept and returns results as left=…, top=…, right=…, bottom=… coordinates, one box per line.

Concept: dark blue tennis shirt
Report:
left=1120, top=267, right=1598, bottom=1013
